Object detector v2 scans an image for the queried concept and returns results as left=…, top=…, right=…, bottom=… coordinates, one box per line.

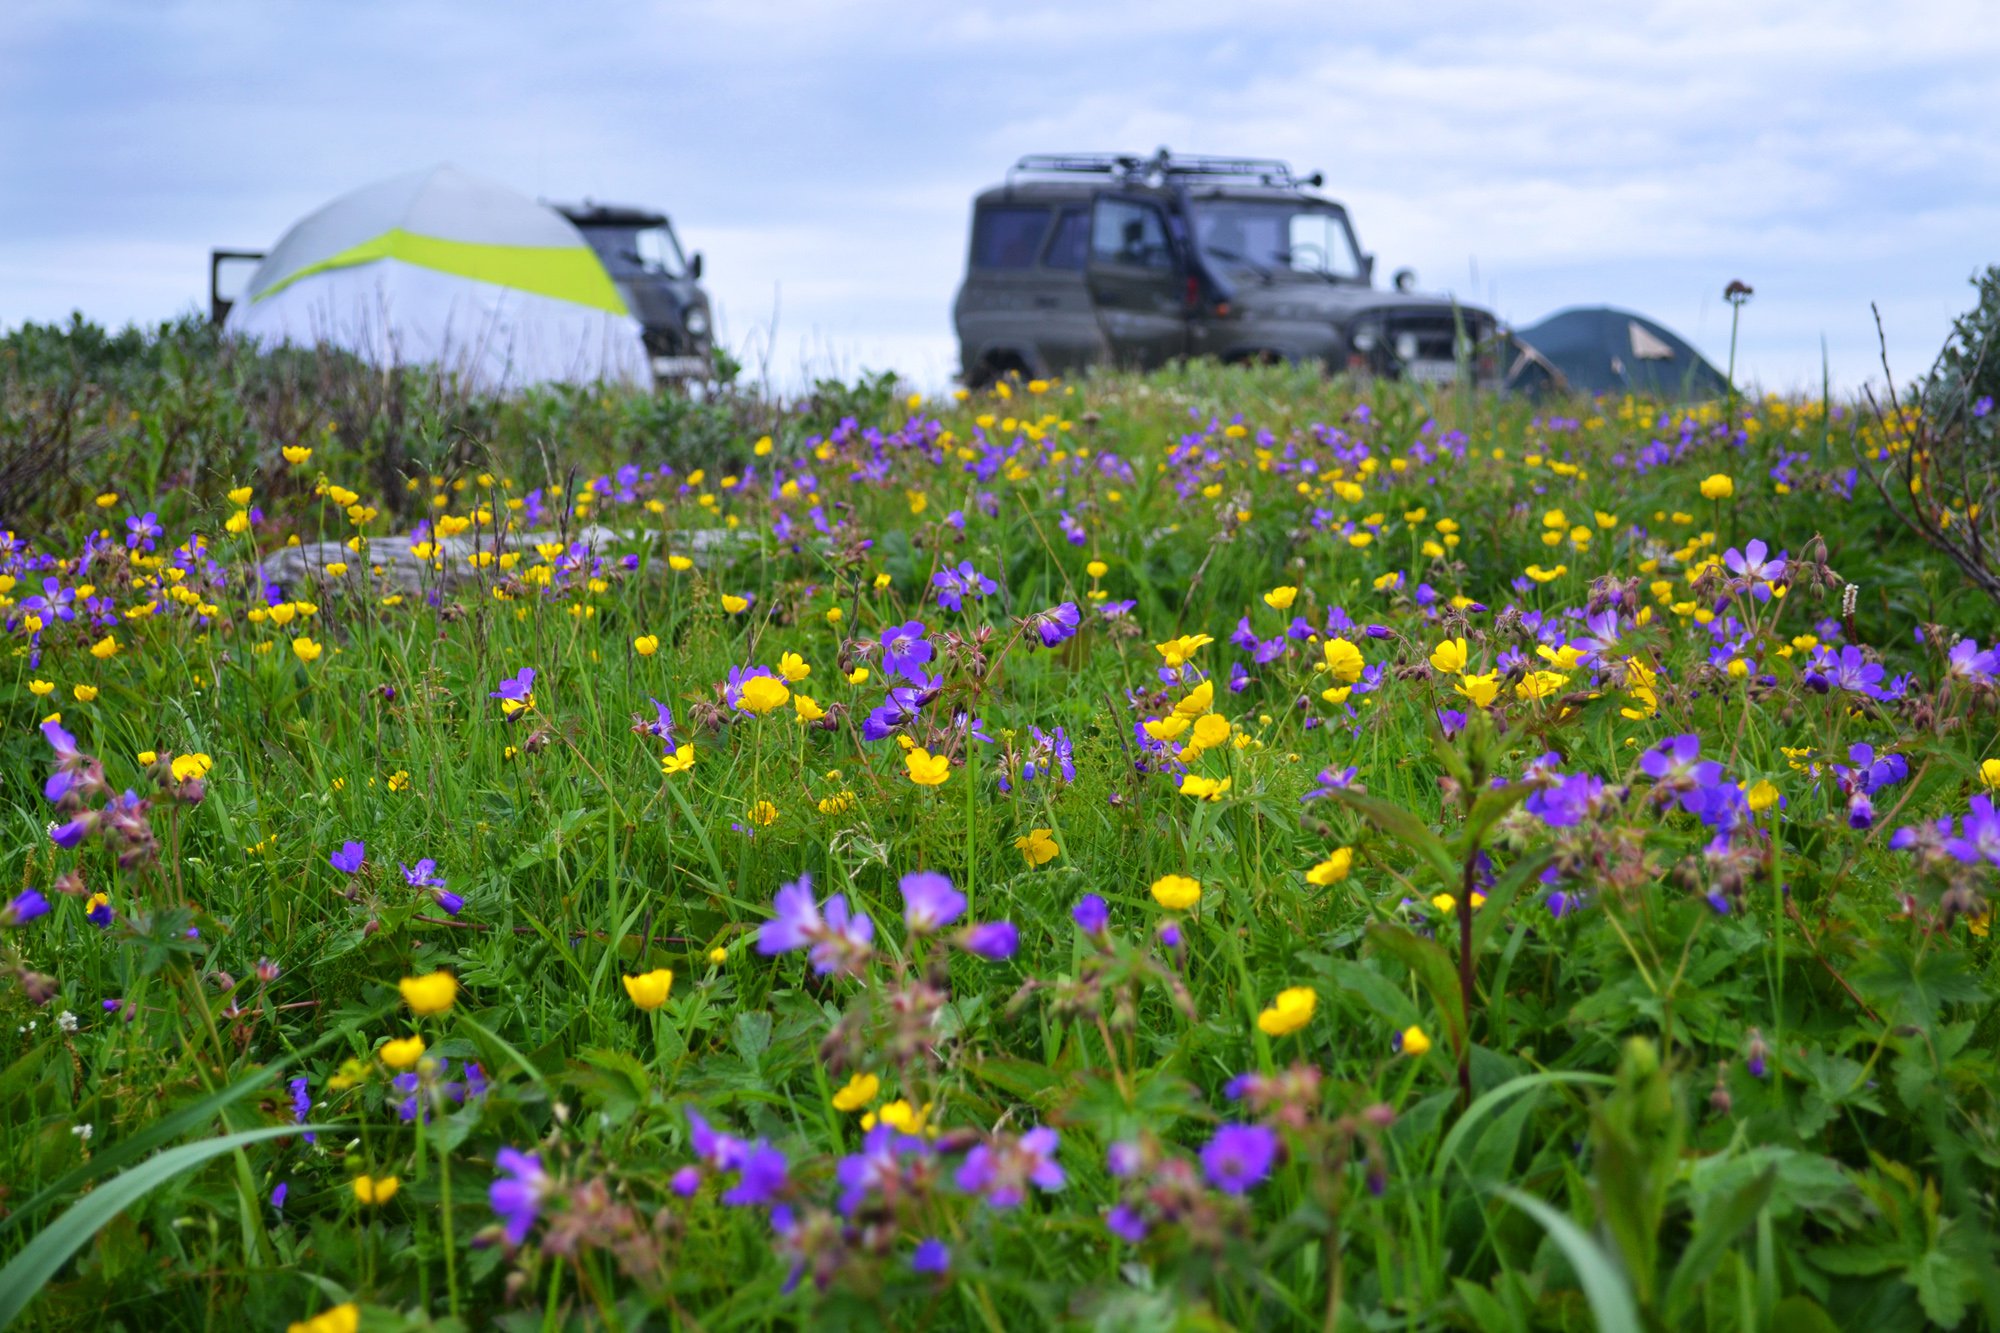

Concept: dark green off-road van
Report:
left=952, top=150, right=1500, bottom=388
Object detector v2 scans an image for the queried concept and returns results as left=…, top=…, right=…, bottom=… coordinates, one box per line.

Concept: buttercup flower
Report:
left=399, top=971, right=458, bottom=1016
left=623, top=968, right=674, bottom=1010
left=1256, top=987, right=1316, bottom=1037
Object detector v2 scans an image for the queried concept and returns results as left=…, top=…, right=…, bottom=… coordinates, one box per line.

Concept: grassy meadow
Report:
left=1, top=331, right=1998, bottom=1331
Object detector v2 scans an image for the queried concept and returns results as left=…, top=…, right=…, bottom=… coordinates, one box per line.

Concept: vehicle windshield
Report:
left=586, top=223, right=686, bottom=278
left=1189, top=201, right=1363, bottom=282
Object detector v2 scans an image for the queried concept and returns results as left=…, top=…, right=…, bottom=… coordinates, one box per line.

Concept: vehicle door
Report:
left=953, top=203, right=1058, bottom=377
left=1085, top=195, right=1187, bottom=369
left=1031, top=206, right=1107, bottom=374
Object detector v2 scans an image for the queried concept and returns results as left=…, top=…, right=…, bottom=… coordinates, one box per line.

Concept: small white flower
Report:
left=57, top=1010, right=78, bottom=1033
left=71, top=1123, right=93, bottom=1141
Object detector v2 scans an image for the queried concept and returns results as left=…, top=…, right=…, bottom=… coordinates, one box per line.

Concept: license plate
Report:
left=1404, top=359, right=1460, bottom=384
left=651, top=355, right=710, bottom=378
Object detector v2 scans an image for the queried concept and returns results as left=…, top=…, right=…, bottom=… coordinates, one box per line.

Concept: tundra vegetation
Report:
left=1, top=313, right=1999, bottom=1331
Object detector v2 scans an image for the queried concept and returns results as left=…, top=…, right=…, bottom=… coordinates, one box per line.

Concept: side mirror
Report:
left=688, top=252, right=703, bottom=280
left=1362, top=253, right=1376, bottom=284
left=1393, top=267, right=1417, bottom=293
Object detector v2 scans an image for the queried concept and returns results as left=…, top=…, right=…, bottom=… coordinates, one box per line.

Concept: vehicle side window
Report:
left=970, top=206, right=1051, bottom=270
left=1090, top=199, right=1173, bottom=270
left=1042, top=209, right=1089, bottom=270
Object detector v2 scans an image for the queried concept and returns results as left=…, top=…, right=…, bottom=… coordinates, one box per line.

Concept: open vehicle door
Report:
left=210, top=249, right=264, bottom=325
left=1085, top=195, right=1187, bottom=369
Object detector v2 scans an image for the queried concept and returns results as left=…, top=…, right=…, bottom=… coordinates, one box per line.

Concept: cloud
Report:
left=3, top=0, right=1995, bottom=392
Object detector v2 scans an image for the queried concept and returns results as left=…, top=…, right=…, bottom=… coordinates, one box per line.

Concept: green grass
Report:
left=0, top=339, right=1997, bottom=1331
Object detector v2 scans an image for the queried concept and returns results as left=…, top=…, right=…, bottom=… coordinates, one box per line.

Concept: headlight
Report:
left=684, top=306, right=710, bottom=337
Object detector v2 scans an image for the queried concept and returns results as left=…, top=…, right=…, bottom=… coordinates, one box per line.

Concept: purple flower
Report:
left=956, top=1126, right=1063, bottom=1207
left=86, top=896, right=113, bottom=928
left=271, top=1182, right=288, bottom=1210
left=2, top=889, right=50, bottom=928
left=880, top=621, right=934, bottom=681
left=962, top=920, right=1019, bottom=960
left=289, top=1075, right=316, bottom=1144
left=1106, top=1142, right=1142, bottom=1177
left=402, top=859, right=444, bottom=889
left=670, top=1165, right=702, bottom=1197
left=1030, top=602, right=1082, bottom=647
left=1200, top=1123, right=1279, bottom=1195
left=329, top=840, right=365, bottom=875
left=721, top=1144, right=790, bottom=1206
left=757, top=874, right=822, bottom=954
left=1723, top=538, right=1786, bottom=585
left=911, top=1238, right=951, bottom=1274
left=489, top=1147, right=548, bottom=1245
left=643, top=697, right=677, bottom=745
left=900, top=871, right=965, bottom=934
left=756, top=873, right=874, bottom=975
left=1072, top=894, right=1109, bottom=935
left=1640, top=734, right=1722, bottom=793
left=1524, top=772, right=1603, bottom=828
left=1945, top=795, right=2000, bottom=866
left=932, top=561, right=996, bottom=612
left=489, top=667, right=536, bottom=710
left=1301, top=766, right=1358, bottom=803
left=1106, top=1203, right=1149, bottom=1242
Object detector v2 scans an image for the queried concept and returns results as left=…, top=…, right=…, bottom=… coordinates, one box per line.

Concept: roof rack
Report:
left=1007, top=148, right=1322, bottom=191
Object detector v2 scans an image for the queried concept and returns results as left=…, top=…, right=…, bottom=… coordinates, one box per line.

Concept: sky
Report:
left=4, top=0, right=1997, bottom=394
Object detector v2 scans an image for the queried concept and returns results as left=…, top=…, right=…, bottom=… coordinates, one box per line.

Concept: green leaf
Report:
left=1492, top=1186, right=1641, bottom=1333
left=1364, top=921, right=1466, bottom=1056
left=1909, top=1245, right=1975, bottom=1329
left=1432, top=1070, right=1613, bottom=1187
left=1664, top=1166, right=1777, bottom=1320
left=0, top=1123, right=322, bottom=1328
left=733, top=1010, right=773, bottom=1066
left=1326, top=959, right=1421, bottom=1030
left=1312, top=787, right=1459, bottom=888
left=1460, top=782, right=1530, bottom=853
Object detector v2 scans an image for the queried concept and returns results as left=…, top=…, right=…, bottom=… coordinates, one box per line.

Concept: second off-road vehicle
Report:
left=952, top=150, right=1500, bottom=388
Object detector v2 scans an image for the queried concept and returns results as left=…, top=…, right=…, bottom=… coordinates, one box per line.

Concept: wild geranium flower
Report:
left=900, top=871, right=965, bottom=934
left=911, top=1238, right=951, bottom=1275
left=932, top=561, right=996, bottom=611
left=1200, top=1123, right=1279, bottom=1195
left=881, top=621, right=934, bottom=680
left=489, top=668, right=535, bottom=719
left=1724, top=538, right=1786, bottom=585
left=1804, top=645, right=1887, bottom=700
left=957, top=1126, right=1063, bottom=1207
left=1072, top=894, right=1110, bottom=935
left=329, top=840, right=365, bottom=874
left=757, top=873, right=875, bottom=975
left=489, top=1148, right=549, bottom=1245
left=2, top=889, right=51, bottom=929
left=1029, top=601, right=1082, bottom=646
left=1525, top=771, right=1604, bottom=828
left=401, top=859, right=462, bottom=914
left=961, top=921, right=1019, bottom=960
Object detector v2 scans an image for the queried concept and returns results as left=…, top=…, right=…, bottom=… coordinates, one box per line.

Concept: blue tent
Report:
left=1507, top=306, right=1729, bottom=401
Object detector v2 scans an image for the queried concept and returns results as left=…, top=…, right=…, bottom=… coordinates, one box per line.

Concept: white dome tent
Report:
left=225, top=165, right=650, bottom=392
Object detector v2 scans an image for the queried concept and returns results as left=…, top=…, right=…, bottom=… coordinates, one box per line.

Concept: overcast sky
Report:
left=4, top=0, right=1996, bottom=393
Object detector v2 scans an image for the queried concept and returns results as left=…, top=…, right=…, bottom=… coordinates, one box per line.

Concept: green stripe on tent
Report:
left=252, top=228, right=628, bottom=314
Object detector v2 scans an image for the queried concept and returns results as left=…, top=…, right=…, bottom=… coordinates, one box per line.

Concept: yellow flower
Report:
left=1263, top=585, right=1298, bottom=610
left=832, top=1072, right=880, bottom=1112
left=1189, top=712, right=1231, bottom=750
left=1179, top=774, right=1232, bottom=801
left=1015, top=827, right=1060, bottom=865
left=721, top=594, right=750, bottom=614
left=399, top=972, right=458, bottom=1016
left=95, top=492, right=119, bottom=508
left=707, top=946, right=728, bottom=964
left=793, top=693, right=825, bottom=722
left=1700, top=473, right=1734, bottom=500
left=1154, top=633, right=1215, bottom=668
left=1428, top=638, right=1468, bottom=674
left=868, top=1098, right=935, bottom=1136
left=1322, top=637, right=1365, bottom=683
left=661, top=743, right=695, bottom=775
left=171, top=753, right=213, bottom=783
left=287, top=1302, right=360, bottom=1333
left=737, top=675, right=791, bottom=715
left=1454, top=672, right=1501, bottom=708
left=1173, top=679, right=1215, bottom=718
left=27, top=679, right=53, bottom=696
left=1306, top=848, right=1353, bottom=885
left=378, top=1035, right=425, bottom=1070
left=778, top=652, right=811, bottom=682
left=1150, top=873, right=1201, bottom=910
left=89, top=635, right=119, bottom=660
left=352, top=1174, right=399, bottom=1204
left=292, top=636, right=323, bottom=664
left=1256, top=987, right=1317, bottom=1037
left=1514, top=670, right=1568, bottom=701
left=633, top=634, right=660, bottom=656
left=1745, top=779, right=1781, bottom=812
left=825, top=606, right=843, bottom=624
left=1143, top=714, right=1191, bottom=743
left=1086, top=560, right=1108, bottom=578
left=847, top=667, right=870, bottom=685
left=282, top=446, right=313, bottom=466
left=387, top=769, right=411, bottom=792
left=905, top=746, right=951, bottom=786
left=1981, top=758, right=2000, bottom=789
left=1400, top=1025, right=1433, bottom=1057
left=1524, top=564, right=1567, bottom=584
left=137, top=749, right=157, bottom=764
left=622, top=968, right=674, bottom=1010
left=747, top=799, right=779, bottom=826
left=668, top=555, right=694, bottom=572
